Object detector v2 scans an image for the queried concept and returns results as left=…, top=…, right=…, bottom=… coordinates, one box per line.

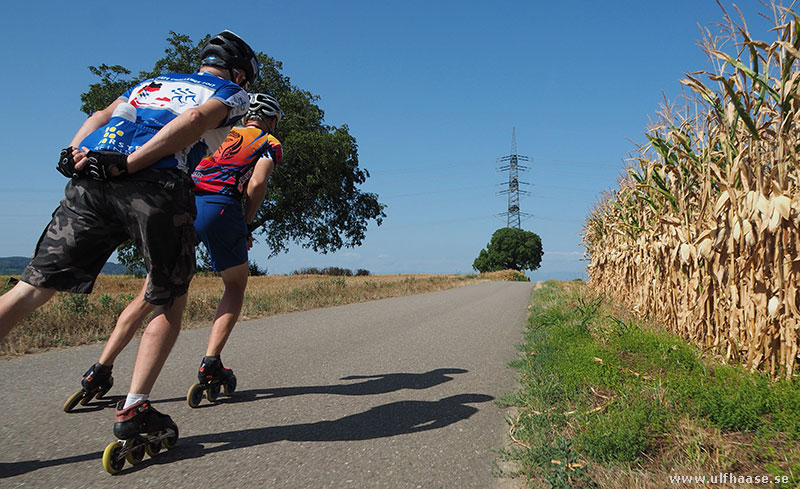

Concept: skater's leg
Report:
left=0, top=282, right=56, bottom=341
left=98, top=279, right=154, bottom=366
left=205, top=262, right=248, bottom=356
left=127, top=293, right=187, bottom=396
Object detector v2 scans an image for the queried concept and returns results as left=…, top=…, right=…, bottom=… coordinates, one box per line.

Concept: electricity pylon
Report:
left=497, top=127, right=530, bottom=228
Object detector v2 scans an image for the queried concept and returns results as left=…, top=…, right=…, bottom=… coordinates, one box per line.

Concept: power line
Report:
left=369, top=157, right=619, bottom=178
left=381, top=214, right=497, bottom=230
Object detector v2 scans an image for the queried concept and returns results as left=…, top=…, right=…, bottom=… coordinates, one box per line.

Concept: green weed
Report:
left=501, top=281, right=800, bottom=488
left=58, top=294, right=91, bottom=315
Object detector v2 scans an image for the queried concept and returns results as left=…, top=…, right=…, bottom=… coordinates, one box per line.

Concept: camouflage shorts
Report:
left=22, top=169, right=197, bottom=305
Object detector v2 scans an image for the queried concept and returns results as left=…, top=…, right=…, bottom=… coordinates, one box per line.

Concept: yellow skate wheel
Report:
left=145, top=437, right=162, bottom=457
left=63, top=391, right=85, bottom=413
left=161, top=423, right=179, bottom=450
left=124, top=437, right=145, bottom=465
left=102, top=441, right=125, bottom=474
left=79, top=390, right=97, bottom=406
left=187, top=383, right=204, bottom=408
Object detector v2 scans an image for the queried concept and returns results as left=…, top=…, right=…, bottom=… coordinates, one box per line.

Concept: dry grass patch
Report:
left=1, top=270, right=523, bottom=358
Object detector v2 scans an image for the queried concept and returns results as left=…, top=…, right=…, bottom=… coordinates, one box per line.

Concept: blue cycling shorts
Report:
left=194, top=193, right=248, bottom=272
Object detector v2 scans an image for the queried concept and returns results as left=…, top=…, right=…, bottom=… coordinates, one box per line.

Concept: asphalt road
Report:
left=0, top=281, right=533, bottom=488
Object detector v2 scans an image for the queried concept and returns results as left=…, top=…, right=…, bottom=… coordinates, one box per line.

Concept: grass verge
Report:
left=0, top=269, right=527, bottom=358
left=498, top=281, right=800, bottom=489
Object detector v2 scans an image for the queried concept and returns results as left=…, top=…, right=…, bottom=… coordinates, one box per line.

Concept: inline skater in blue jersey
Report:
left=0, top=31, right=258, bottom=468
left=64, top=93, right=284, bottom=410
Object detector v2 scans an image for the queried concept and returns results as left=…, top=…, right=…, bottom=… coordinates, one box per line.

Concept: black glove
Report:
left=86, top=151, right=129, bottom=181
left=56, top=147, right=81, bottom=179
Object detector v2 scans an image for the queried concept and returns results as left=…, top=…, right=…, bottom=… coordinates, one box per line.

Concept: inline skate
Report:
left=102, top=400, right=179, bottom=474
left=186, top=356, right=237, bottom=408
left=63, top=362, right=113, bottom=412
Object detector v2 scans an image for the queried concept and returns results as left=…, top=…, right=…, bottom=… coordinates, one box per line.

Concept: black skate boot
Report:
left=102, top=400, right=179, bottom=474
left=186, top=356, right=237, bottom=408
left=113, top=400, right=175, bottom=439
left=63, top=362, right=113, bottom=413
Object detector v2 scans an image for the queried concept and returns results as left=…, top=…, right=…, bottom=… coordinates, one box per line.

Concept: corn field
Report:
left=584, top=2, right=800, bottom=378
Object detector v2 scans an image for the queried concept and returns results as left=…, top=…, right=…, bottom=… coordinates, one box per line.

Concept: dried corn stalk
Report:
left=584, top=2, right=800, bottom=378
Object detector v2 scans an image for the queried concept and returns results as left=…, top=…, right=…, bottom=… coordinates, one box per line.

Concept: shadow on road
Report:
left=1, top=392, right=493, bottom=477
left=1, top=369, right=488, bottom=478
left=153, top=367, right=469, bottom=407
left=63, top=395, right=124, bottom=413
left=0, top=451, right=102, bottom=478
left=200, top=393, right=493, bottom=444
left=128, top=392, right=496, bottom=473
left=234, top=367, right=468, bottom=401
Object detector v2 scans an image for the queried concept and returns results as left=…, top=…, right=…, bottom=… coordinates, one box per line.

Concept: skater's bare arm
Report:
left=68, top=99, right=125, bottom=156
left=69, top=99, right=124, bottom=147
left=124, top=99, right=230, bottom=174
left=73, top=99, right=231, bottom=175
left=244, top=155, right=274, bottom=225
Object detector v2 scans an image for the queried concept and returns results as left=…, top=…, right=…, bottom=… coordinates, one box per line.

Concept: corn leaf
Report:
left=713, top=52, right=781, bottom=103
left=719, top=77, right=760, bottom=139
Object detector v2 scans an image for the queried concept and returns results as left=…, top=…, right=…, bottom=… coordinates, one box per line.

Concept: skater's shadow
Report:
left=62, top=368, right=468, bottom=412
left=0, top=452, right=101, bottom=478
left=157, top=367, right=469, bottom=407
left=136, top=392, right=494, bottom=471
left=64, top=395, right=124, bottom=413
left=264, top=368, right=468, bottom=397
left=1, top=392, right=493, bottom=478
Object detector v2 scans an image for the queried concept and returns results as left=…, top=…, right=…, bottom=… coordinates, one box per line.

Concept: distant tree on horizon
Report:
left=472, top=227, right=543, bottom=273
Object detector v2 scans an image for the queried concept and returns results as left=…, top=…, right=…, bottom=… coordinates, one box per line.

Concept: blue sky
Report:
left=0, top=1, right=773, bottom=279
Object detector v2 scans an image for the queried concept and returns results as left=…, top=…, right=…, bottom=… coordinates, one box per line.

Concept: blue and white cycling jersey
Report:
left=79, top=72, right=249, bottom=173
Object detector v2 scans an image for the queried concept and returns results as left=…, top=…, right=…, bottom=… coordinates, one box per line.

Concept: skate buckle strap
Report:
left=114, top=400, right=150, bottom=422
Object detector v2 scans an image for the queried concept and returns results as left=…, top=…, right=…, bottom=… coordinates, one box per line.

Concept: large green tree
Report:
left=472, top=227, right=543, bottom=273
left=80, top=32, right=385, bottom=271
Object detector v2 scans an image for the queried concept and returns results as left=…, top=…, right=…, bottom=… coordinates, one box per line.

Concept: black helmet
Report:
left=200, top=30, right=260, bottom=87
left=247, top=93, right=283, bottom=123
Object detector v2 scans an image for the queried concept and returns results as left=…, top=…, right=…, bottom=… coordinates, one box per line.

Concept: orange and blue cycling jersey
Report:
left=192, top=126, right=282, bottom=199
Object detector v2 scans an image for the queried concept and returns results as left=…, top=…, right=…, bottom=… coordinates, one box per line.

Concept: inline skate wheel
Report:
left=187, top=383, right=204, bottom=408
left=124, top=437, right=145, bottom=465
left=161, top=423, right=179, bottom=449
left=206, top=383, right=221, bottom=402
left=222, top=375, right=237, bottom=396
left=145, top=437, right=162, bottom=456
left=79, top=390, right=97, bottom=406
left=63, top=390, right=85, bottom=413
left=102, top=441, right=125, bottom=474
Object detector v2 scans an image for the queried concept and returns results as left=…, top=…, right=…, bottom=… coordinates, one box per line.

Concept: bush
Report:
left=293, top=267, right=322, bottom=275
left=322, top=267, right=352, bottom=276
left=249, top=262, right=268, bottom=276
left=292, top=267, right=370, bottom=277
